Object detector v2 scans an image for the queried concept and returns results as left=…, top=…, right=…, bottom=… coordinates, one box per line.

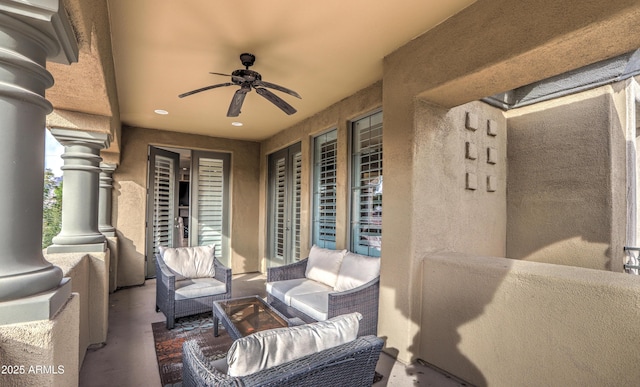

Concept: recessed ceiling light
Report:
left=231, top=122, right=243, bottom=127
left=154, top=109, right=169, bottom=115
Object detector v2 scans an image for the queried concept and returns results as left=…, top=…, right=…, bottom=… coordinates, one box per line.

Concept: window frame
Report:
left=311, top=128, right=339, bottom=249
left=348, top=109, right=383, bottom=257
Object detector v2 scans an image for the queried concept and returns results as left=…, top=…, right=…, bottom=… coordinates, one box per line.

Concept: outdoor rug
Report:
left=152, top=313, right=384, bottom=386
left=152, top=313, right=233, bottom=386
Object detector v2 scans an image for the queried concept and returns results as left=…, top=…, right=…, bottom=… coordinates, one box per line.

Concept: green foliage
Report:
left=42, top=169, right=62, bottom=249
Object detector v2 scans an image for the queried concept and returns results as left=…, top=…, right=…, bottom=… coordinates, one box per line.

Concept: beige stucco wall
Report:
left=506, top=85, right=629, bottom=271
left=45, top=250, right=111, bottom=365
left=378, top=92, right=507, bottom=362
left=258, top=82, right=382, bottom=269
left=0, top=294, right=80, bottom=387
left=114, top=126, right=260, bottom=286
left=421, top=252, right=640, bottom=386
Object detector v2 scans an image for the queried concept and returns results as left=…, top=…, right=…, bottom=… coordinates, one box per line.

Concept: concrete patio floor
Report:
left=79, top=273, right=470, bottom=386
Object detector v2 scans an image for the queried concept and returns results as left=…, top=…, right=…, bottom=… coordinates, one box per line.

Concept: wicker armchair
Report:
left=267, top=259, right=380, bottom=336
left=182, top=335, right=384, bottom=387
left=155, top=252, right=231, bottom=329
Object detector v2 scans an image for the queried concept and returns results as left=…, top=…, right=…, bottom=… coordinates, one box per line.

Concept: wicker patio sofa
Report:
left=155, top=245, right=231, bottom=329
left=266, top=245, right=380, bottom=336
left=182, top=312, right=384, bottom=387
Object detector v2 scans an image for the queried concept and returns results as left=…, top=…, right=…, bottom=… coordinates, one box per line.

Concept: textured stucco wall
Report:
left=45, top=250, right=111, bottom=365
left=378, top=93, right=507, bottom=362
left=0, top=294, right=79, bottom=387
left=114, top=127, right=260, bottom=286
left=506, top=85, right=628, bottom=271
left=421, top=252, right=640, bottom=386
left=259, top=82, right=382, bottom=269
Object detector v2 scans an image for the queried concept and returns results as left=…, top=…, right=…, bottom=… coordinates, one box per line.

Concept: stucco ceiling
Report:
left=105, top=0, right=475, bottom=141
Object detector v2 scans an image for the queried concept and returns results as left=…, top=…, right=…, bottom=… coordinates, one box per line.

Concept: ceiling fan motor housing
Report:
left=231, top=69, right=261, bottom=85
left=240, top=53, right=256, bottom=68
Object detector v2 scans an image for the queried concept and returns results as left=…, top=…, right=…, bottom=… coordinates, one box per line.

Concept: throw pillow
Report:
left=226, top=312, right=361, bottom=377
left=304, top=245, right=347, bottom=288
left=334, top=252, right=381, bottom=291
left=160, top=245, right=216, bottom=279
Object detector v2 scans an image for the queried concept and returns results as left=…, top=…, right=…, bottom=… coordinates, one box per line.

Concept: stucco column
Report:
left=99, top=163, right=117, bottom=237
left=48, top=129, right=110, bottom=253
left=0, top=1, right=78, bottom=320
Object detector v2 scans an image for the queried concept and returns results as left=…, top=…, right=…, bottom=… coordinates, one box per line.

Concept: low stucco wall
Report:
left=0, top=294, right=79, bottom=387
left=45, top=250, right=110, bottom=365
left=420, top=252, right=640, bottom=386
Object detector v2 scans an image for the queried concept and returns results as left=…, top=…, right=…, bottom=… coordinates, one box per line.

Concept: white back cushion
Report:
left=334, top=252, right=380, bottom=292
left=226, top=312, right=361, bottom=377
left=160, top=245, right=215, bottom=279
left=304, top=245, right=346, bottom=288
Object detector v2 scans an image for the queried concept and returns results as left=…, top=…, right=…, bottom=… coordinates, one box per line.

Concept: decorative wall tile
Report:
left=465, top=172, right=477, bottom=190
left=487, top=147, right=497, bottom=164
left=465, top=142, right=477, bottom=160
left=487, top=119, right=498, bottom=136
left=465, top=112, right=478, bottom=131
left=487, top=175, right=496, bottom=192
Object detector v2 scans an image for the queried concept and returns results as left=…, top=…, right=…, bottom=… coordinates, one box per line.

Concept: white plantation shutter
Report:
left=196, top=158, right=224, bottom=257
left=274, top=157, right=287, bottom=260
left=313, top=129, right=337, bottom=249
left=146, top=146, right=179, bottom=278
left=293, top=151, right=302, bottom=260
left=351, top=111, right=383, bottom=257
left=191, top=151, right=230, bottom=266
left=267, top=143, right=301, bottom=267
left=153, top=155, right=176, bottom=255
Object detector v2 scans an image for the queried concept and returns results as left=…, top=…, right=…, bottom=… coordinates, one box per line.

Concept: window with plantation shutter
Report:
left=190, top=151, right=230, bottom=267
left=153, top=155, right=176, bottom=253
left=274, top=157, right=287, bottom=260
left=293, top=152, right=302, bottom=259
left=351, top=111, right=383, bottom=257
left=267, top=143, right=301, bottom=267
left=313, top=129, right=337, bottom=249
left=146, top=146, right=179, bottom=278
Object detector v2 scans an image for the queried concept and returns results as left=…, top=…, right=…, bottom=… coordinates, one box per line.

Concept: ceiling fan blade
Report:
left=227, top=86, right=251, bottom=117
left=178, top=82, right=234, bottom=98
left=254, top=80, right=301, bottom=99
left=255, top=87, right=297, bottom=115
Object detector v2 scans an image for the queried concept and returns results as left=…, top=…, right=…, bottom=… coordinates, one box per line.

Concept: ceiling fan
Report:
left=178, top=53, right=301, bottom=117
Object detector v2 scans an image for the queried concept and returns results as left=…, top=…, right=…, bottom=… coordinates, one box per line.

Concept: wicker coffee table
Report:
left=213, top=296, right=303, bottom=340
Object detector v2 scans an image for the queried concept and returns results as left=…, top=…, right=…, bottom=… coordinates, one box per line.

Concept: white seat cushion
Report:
left=289, top=291, right=330, bottom=321
left=174, top=278, right=226, bottom=300
left=159, top=245, right=216, bottom=279
left=226, top=312, right=361, bottom=377
left=304, top=245, right=347, bottom=288
left=334, top=252, right=380, bottom=292
left=266, top=278, right=333, bottom=306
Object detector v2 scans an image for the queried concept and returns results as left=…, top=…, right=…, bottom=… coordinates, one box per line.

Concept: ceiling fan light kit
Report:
left=179, top=53, right=301, bottom=117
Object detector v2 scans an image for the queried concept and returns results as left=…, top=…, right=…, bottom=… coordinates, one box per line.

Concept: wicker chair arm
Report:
left=266, top=259, right=308, bottom=282
left=213, top=257, right=232, bottom=294
left=328, top=276, right=379, bottom=300
left=182, top=340, right=240, bottom=387
left=328, top=277, right=380, bottom=336
left=155, top=253, right=176, bottom=287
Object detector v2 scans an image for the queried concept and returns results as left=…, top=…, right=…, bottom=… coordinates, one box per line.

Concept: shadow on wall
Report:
left=112, top=179, right=146, bottom=287
left=506, top=92, right=625, bottom=271
left=411, top=256, right=508, bottom=386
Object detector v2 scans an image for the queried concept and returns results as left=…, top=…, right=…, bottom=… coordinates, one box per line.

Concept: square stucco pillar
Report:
left=0, top=0, right=78, bottom=323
